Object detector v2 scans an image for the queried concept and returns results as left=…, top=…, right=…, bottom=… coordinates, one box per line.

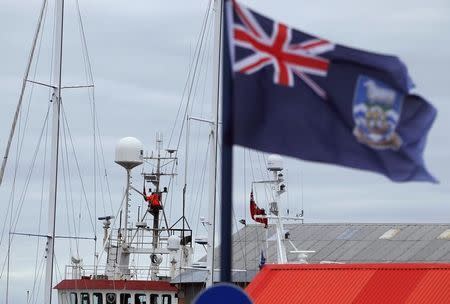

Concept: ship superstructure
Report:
left=55, top=135, right=194, bottom=303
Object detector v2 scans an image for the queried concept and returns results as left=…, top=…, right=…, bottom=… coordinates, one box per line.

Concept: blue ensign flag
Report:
left=224, top=1, right=437, bottom=182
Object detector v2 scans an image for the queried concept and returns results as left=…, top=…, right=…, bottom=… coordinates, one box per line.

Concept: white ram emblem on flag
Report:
left=353, top=75, right=403, bottom=150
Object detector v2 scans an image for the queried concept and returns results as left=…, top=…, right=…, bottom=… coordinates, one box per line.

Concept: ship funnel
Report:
left=115, top=137, right=144, bottom=169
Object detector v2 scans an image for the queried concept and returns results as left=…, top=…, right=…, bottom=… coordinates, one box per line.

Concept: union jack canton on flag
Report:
left=224, top=1, right=437, bottom=182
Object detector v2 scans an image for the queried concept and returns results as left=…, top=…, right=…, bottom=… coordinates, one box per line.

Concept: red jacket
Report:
left=146, top=193, right=161, bottom=208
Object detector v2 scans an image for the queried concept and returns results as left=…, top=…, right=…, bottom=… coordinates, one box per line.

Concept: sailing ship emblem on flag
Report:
left=353, top=75, right=403, bottom=150
left=231, top=1, right=334, bottom=98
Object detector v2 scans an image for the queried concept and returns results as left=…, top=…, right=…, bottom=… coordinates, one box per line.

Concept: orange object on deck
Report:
left=246, top=263, right=450, bottom=304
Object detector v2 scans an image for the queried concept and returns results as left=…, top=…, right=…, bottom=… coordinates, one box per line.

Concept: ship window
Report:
left=60, top=292, right=70, bottom=304
left=81, top=293, right=90, bottom=304
left=162, top=294, right=172, bottom=304
left=106, top=293, right=117, bottom=304
left=70, top=292, right=78, bottom=304
left=150, top=294, right=159, bottom=304
left=135, top=294, right=147, bottom=304
left=120, top=293, right=132, bottom=304
left=93, top=293, right=103, bottom=304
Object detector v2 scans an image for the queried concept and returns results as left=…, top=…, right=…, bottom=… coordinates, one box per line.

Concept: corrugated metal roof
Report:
left=246, top=263, right=450, bottom=304
left=180, top=223, right=450, bottom=284
left=227, top=223, right=450, bottom=270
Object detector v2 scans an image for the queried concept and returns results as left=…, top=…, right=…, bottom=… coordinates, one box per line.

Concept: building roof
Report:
left=54, top=279, right=177, bottom=292
left=174, top=223, right=450, bottom=285
left=246, top=263, right=450, bottom=304
left=218, top=223, right=450, bottom=271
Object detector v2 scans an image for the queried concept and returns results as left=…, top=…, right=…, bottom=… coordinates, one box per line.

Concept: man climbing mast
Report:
left=143, top=187, right=163, bottom=214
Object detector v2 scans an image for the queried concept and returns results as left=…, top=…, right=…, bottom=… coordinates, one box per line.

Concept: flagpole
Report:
left=220, top=0, right=232, bottom=283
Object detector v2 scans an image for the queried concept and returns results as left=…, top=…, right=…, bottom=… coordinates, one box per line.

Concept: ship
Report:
left=0, top=0, right=306, bottom=303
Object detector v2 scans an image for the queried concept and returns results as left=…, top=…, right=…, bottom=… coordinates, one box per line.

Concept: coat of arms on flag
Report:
left=352, top=75, right=403, bottom=150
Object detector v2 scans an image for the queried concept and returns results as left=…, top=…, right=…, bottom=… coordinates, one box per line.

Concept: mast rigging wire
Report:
left=0, top=0, right=48, bottom=186
left=186, top=17, right=214, bottom=225
left=167, top=0, right=213, bottom=148
left=60, top=113, right=76, bottom=256
left=60, top=104, right=96, bottom=233
left=1, top=0, right=110, bottom=298
left=0, top=0, right=50, bottom=250
left=31, top=100, right=50, bottom=303
left=0, top=105, right=51, bottom=282
left=163, top=0, right=213, bottom=228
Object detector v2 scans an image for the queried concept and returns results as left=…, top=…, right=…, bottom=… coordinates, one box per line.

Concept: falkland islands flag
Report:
left=223, top=0, right=437, bottom=182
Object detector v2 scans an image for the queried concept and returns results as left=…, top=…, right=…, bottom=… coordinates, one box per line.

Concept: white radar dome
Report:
left=267, top=154, right=283, bottom=171
left=115, top=137, right=144, bottom=169
left=167, top=235, right=181, bottom=252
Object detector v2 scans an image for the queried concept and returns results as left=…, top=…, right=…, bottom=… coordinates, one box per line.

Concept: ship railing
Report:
left=64, top=264, right=173, bottom=280
left=107, top=226, right=193, bottom=249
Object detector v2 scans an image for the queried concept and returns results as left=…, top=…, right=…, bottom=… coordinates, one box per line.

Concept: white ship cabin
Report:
left=55, top=279, right=178, bottom=304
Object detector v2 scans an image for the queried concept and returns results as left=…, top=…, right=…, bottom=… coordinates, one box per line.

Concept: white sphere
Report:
left=115, top=137, right=144, bottom=169
left=267, top=154, right=283, bottom=171
left=71, top=256, right=82, bottom=264
left=167, top=235, right=181, bottom=251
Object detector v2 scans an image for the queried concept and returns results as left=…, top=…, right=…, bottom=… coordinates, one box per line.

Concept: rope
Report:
left=167, top=0, right=213, bottom=148
left=75, top=0, right=102, bottom=270
left=31, top=254, right=46, bottom=304
left=0, top=0, right=49, bottom=249
left=187, top=15, right=214, bottom=226
left=30, top=100, right=49, bottom=303
left=0, top=0, right=48, bottom=186
left=60, top=105, right=96, bottom=233
left=61, top=113, right=74, bottom=256
left=0, top=105, right=51, bottom=281
left=193, top=138, right=211, bottom=234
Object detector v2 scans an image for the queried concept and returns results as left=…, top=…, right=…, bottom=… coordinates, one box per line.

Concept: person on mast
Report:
left=143, top=187, right=162, bottom=213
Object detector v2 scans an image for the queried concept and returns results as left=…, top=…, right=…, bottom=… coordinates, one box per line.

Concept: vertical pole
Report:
left=273, top=171, right=287, bottom=263
left=220, top=0, right=233, bottom=283
left=44, top=0, right=64, bottom=302
left=152, top=135, right=161, bottom=250
left=124, top=169, right=130, bottom=245
left=150, top=134, right=162, bottom=279
left=182, top=116, right=190, bottom=241
left=206, top=0, right=224, bottom=287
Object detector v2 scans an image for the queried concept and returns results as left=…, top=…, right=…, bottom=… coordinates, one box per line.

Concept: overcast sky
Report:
left=0, top=0, right=449, bottom=301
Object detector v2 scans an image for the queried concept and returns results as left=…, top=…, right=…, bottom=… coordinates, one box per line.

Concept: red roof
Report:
left=246, top=263, right=450, bottom=304
left=54, top=279, right=177, bottom=292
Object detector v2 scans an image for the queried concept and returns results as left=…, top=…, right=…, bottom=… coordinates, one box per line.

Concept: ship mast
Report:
left=206, top=0, right=223, bottom=287
left=142, top=134, right=178, bottom=279
left=151, top=134, right=163, bottom=250
left=44, top=0, right=65, bottom=302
